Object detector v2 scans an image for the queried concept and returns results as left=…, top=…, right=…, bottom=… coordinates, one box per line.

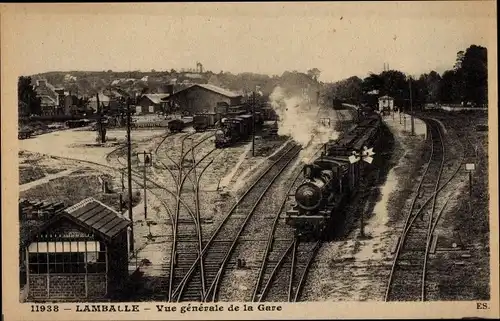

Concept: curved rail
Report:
left=255, top=237, right=321, bottom=302
left=258, top=240, right=295, bottom=301
left=168, top=145, right=218, bottom=301
left=204, top=144, right=302, bottom=302
left=421, top=122, right=445, bottom=299
left=172, top=142, right=300, bottom=301
left=292, top=240, right=321, bottom=302
left=384, top=119, right=441, bottom=301
left=168, top=132, right=197, bottom=301
left=252, top=145, right=324, bottom=302
left=107, top=130, right=215, bottom=302
left=251, top=173, right=302, bottom=301
left=193, top=156, right=218, bottom=298
left=384, top=118, right=465, bottom=301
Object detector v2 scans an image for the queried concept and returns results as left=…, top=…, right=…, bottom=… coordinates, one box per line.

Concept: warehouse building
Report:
left=22, top=198, right=131, bottom=302
left=163, top=84, right=243, bottom=115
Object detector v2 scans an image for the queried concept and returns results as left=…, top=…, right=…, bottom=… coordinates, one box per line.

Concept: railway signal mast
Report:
left=137, top=151, right=152, bottom=220
left=349, top=146, right=376, bottom=238
left=465, top=163, right=475, bottom=214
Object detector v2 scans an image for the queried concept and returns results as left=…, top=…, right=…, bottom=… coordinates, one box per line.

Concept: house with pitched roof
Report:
left=35, top=79, right=61, bottom=116
left=136, top=93, right=170, bottom=114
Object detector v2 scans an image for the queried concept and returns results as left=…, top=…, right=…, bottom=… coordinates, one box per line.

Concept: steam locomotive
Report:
left=214, top=112, right=263, bottom=148
left=285, top=113, right=382, bottom=236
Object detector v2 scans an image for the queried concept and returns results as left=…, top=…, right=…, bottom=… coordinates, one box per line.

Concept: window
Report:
left=28, top=240, right=106, bottom=274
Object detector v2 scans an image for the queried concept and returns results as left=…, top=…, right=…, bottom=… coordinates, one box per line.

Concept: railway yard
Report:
left=18, top=105, right=490, bottom=303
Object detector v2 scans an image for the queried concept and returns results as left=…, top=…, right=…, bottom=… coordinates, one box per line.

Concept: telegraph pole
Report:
left=409, top=76, right=415, bottom=136
left=126, top=98, right=134, bottom=252
left=252, top=91, right=256, bottom=157
left=96, top=93, right=102, bottom=142
left=143, top=151, right=148, bottom=220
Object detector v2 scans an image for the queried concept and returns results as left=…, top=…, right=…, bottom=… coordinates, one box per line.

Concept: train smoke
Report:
left=269, top=86, right=339, bottom=163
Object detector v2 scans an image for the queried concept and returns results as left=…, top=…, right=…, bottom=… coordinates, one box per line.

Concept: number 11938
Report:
left=31, top=305, right=59, bottom=312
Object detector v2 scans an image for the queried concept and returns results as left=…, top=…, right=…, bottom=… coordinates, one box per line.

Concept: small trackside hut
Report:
left=378, top=95, right=395, bottom=115
left=23, top=198, right=131, bottom=302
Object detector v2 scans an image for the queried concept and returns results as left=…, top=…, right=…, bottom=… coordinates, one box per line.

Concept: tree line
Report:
left=324, top=44, right=488, bottom=109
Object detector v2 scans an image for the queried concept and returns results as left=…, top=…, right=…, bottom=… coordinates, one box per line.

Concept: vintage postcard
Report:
left=1, top=2, right=498, bottom=320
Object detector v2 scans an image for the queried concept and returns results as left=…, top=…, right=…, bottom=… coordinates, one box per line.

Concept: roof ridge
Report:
left=65, top=197, right=95, bottom=213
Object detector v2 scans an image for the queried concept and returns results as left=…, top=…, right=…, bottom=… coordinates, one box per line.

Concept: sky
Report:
left=1, top=2, right=496, bottom=82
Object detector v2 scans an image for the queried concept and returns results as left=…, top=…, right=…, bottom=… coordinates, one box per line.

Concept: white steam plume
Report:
left=269, top=86, right=339, bottom=164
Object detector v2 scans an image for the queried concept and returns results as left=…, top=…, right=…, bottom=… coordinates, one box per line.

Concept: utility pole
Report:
left=252, top=91, right=256, bottom=157
left=96, top=93, right=102, bottom=142
left=96, top=93, right=106, bottom=143
left=143, top=151, right=147, bottom=220
left=126, top=97, right=134, bottom=253
left=409, top=76, right=415, bottom=136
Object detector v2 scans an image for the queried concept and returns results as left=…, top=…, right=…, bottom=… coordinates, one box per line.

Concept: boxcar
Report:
left=193, top=113, right=216, bottom=132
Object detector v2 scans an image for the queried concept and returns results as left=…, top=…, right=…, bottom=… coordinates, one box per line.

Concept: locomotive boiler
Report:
left=285, top=113, right=382, bottom=236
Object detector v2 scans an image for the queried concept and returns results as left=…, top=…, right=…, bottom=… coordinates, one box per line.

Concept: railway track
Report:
left=166, top=133, right=218, bottom=302
left=102, top=131, right=217, bottom=301
left=171, top=143, right=302, bottom=302
left=252, top=146, right=325, bottom=302
left=256, top=238, right=321, bottom=302
left=105, top=131, right=218, bottom=300
left=421, top=114, right=488, bottom=301
left=385, top=118, right=464, bottom=301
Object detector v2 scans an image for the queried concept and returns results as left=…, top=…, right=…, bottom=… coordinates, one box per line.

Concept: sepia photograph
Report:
left=1, top=2, right=498, bottom=320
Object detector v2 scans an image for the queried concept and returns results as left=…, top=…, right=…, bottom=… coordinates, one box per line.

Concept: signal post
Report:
left=349, top=146, right=376, bottom=238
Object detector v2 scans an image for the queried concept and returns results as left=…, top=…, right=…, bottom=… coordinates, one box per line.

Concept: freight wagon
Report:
left=168, top=117, right=193, bottom=133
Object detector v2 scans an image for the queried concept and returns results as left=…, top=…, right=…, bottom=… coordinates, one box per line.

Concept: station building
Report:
left=22, top=198, right=131, bottom=302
